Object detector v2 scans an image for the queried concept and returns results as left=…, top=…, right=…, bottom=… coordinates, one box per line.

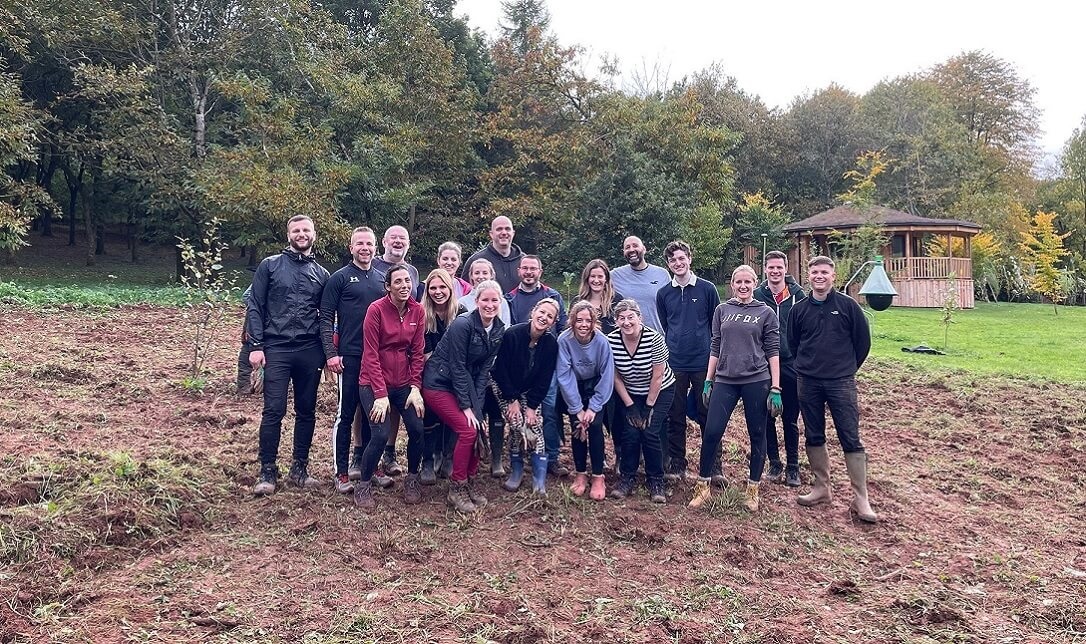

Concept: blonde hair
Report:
left=467, top=258, right=496, bottom=284
left=613, top=298, right=642, bottom=318
left=473, top=279, right=503, bottom=302
left=422, top=269, right=459, bottom=333
left=576, top=259, right=615, bottom=320
left=731, top=264, right=759, bottom=282
left=567, top=300, right=600, bottom=334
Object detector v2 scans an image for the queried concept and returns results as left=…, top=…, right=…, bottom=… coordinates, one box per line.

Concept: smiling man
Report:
left=609, top=235, right=670, bottom=332
left=462, top=216, right=523, bottom=293
left=247, top=215, right=330, bottom=496
left=786, top=255, right=877, bottom=523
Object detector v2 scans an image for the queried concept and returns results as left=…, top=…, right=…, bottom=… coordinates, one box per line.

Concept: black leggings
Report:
left=360, top=385, right=424, bottom=478
left=699, top=379, right=770, bottom=482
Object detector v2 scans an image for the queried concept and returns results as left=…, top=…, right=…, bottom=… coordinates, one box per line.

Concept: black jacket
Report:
left=491, top=322, right=559, bottom=409
left=246, top=249, right=329, bottom=351
left=753, top=276, right=807, bottom=368
left=787, top=289, right=870, bottom=379
left=423, top=309, right=504, bottom=416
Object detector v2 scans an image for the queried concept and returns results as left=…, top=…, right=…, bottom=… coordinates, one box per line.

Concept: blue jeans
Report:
left=617, top=385, right=675, bottom=480
left=542, top=374, right=561, bottom=462
left=797, top=375, right=865, bottom=453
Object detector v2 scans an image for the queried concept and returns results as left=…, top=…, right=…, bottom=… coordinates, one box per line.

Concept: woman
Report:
left=491, top=298, right=560, bottom=494
left=419, top=268, right=466, bottom=484
left=689, top=265, right=781, bottom=512
left=577, top=259, right=624, bottom=334
left=461, top=258, right=512, bottom=325
left=557, top=301, right=615, bottom=500
left=436, top=241, right=474, bottom=298
left=607, top=299, right=676, bottom=503
left=354, top=265, right=427, bottom=509
left=422, top=280, right=506, bottom=512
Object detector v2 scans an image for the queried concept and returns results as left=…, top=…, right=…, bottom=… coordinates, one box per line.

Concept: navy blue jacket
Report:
left=655, top=275, right=720, bottom=372
left=753, top=276, right=806, bottom=369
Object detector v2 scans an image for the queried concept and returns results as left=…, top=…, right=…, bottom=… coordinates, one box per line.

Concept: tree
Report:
left=1060, top=115, right=1086, bottom=257
left=733, top=192, right=792, bottom=265
left=0, top=71, right=55, bottom=261
left=1019, top=211, right=1071, bottom=313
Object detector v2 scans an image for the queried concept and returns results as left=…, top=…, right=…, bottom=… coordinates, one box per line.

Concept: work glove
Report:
left=626, top=405, right=647, bottom=431
left=406, top=386, right=425, bottom=417
left=702, top=381, right=713, bottom=409
left=767, top=388, right=783, bottom=418
left=249, top=367, right=264, bottom=394
left=369, top=396, right=390, bottom=424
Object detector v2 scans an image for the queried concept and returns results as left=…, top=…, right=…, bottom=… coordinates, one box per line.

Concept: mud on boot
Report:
left=353, top=479, right=376, bottom=510
left=467, top=477, right=488, bottom=508
left=287, top=459, right=321, bottom=489
left=420, top=459, right=437, bottom=486
left=688, top=478, right=711, bottom=509
left=447, top=481, right=476, bottom=512
left=403, top=473, right=423, bottom=504
left=797, top=445, right=833, bottom=507
left=531, top=453, right=548, bottom=496
left=253, top=464, right=278, bottom=496
left=744, top=480, right=760, bottom=512
left=844, top=452, right=878, bottom=523
left=570, top=472, right=589, bottom=497
left=648, top=477, right=667, bottom=504
left=610, top=475, right=635, bottom=500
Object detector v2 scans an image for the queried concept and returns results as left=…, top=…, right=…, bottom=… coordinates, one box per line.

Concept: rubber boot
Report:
left=531, top=453, right=548, bottom=496
left=744, top=480, right=760, bottom=512
left=571, top=472, right=589, bottom=496
left=489, top=420, right=506, bottom=478
left=504, top=451, right=525, bottom=492
left=844, top=452, right=878, bottom=523
left=797, top=445, right=833, bottom=507
left=439, top=430, right=456, bottom=479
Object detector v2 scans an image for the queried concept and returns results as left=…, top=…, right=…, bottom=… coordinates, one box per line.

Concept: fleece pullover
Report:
left=787, top=288, right=870, bottom=380
left=556, top=329, right=615, bottom=413
left=655, top=274, right=720, bottom=371
left=752, top=276, right=806, bottom=368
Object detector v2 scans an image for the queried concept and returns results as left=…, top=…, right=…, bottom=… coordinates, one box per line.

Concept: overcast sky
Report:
left=456, top=0, right=1084, bottom=162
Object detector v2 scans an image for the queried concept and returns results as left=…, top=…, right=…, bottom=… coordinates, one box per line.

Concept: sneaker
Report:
left=610, top=476, right=635, bottom=500
left=785, top=465, right=801, bottom=488
left=374, top=472, right=394, bottom=489
left=548, top=461, right=570, bottom=478
left=766, top=462, right=785, bottom=483
left=347, top=458, right=363, bottom=482
left=648, top=478, right=667, bottom=504
left=382, top=451, right=403, bottom=476
left=253, top=464, right=278, bottom=496
left=287, top=459, right=321, bottom=489
left=403, top=473, right=422, bottom=504
left=353, top=479, right=375, bottom=510
left=334, top=474, right=355, bottom=494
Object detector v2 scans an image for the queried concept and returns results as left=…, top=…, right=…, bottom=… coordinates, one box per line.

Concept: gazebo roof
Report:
left=782, top=204, right=981, bottom=234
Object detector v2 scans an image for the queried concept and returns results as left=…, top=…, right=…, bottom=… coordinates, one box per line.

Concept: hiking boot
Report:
left=548, top=461, right=570, bottom=478
left=798, top=445, right=833, bottom=507
left=420, top=459, right=437, bottom=486
left=447, top=481, right=476, bottom=512
left=664, top=460, right=687, bottom=482
left=648, top=478, right=667, bottom=504
left=589, top=474, right=606, bottom=500
left=610, top=475, right=635, bottom=500
left=504, top=452, right=525, bottom=492
left=348, top=450, right=364, bottom=481
left=688, top=478, right=711, bottom=508
left=353, top=479, right=375, bottom=510
left=403, top=473, right=422, bottom=504
left=766, top=462, right=785, bottom=483
left=744, top=480, right=760, bottom=512
left=382, top=449, right=403, bottom=476
left=253, top=464, right=278, bottom=496
left=334, top=474, right=355, bottom=494
left=467, top=477, right=488, bottom=508
left=571, top=472, right=589, bottom=496
left=785, top=465, right=801, bottom=488
left=287, top=459, right=321, bottom=489
left=844, top=452, right=878, bottom=523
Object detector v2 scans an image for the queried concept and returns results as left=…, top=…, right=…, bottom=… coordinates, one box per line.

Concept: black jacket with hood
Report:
left=246, top=249, right=329, bottom=352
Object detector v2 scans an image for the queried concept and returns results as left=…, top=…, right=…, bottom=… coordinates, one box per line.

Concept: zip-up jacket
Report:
left=425, top=304, right=467, bottom=356
left=709, top=298, right=780, bottom=385
left=787, top=289, right=870, bottom=380
left=491, top=322, right=559, bottom=409
left=507, top=285, right=568, bottom=336
left=752, top=276, right=806, bottom=368
left=360, top=296, right=425, bottom=397
left=246, top=249, right=329, bottom=351
left=423, top=309, right=505, bottom=417
left=655, top=274, right=720, bottom=371
left=319, top=263, right=385, bottom=358
left=461, top=242, right=524, bottom=293
left=556, top=329, right=614, bottom=413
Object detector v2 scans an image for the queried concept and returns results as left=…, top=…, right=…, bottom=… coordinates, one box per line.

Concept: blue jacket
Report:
left=655, top=275, right=720, bottom=372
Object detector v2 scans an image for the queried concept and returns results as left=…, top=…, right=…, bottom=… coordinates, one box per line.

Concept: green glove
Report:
left=702, top=380, right=713, bottom=409
left=767, top=388, right=783, bottom=418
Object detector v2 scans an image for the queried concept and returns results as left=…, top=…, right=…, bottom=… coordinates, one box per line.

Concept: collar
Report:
left=671, top=273, right=698, bottom=288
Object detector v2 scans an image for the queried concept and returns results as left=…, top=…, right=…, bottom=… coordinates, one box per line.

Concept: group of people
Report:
left=242, top=214, right=878, bottom=523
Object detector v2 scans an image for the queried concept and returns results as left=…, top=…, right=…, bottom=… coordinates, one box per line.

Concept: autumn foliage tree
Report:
left=1020, top=211, right=1071, bottom=313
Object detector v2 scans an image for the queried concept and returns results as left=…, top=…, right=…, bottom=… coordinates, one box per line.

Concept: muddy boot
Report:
left=531, top=453, right=548, bottom=496
left=710, top=443, right=728, bottom=488
left=844, top=452, right=878, bottom=523
left=382, top=446, right=403, bottom=476
left=348, top=448, right=364, bottom=481
left=648, top=477, right=667, bottom=504
left=353, top=479, right=376, bottom=510
left=744, top=480, right=760, bottom=512
left=798, top=445, right=832, bottom=507
left=766, top=461, right=785, bottom=483
left=610, top=475, right=635, bottom=500
left=467, top=477, right=488, bottom=508
left=447, top=480, right=476, bottom=512
left=420, top=459, right=437, bottom=486
left=571, top=472, right=589, bottom=496
left=253, top=463, right=278, bottom=496
left=287, top=459, right=321, bottom=489
left=403, top=473, right=422, bottom=505
left=504, top=451, right=525, bottom=492
left=589, top=474, right=606, bottom=501
left=785, top=464, right=801, bottom=488
left=439, top=431, right=456, bottom=479
left=688, top=478, right=711, bottom=508
left=489, top=422, right=506, bottom=478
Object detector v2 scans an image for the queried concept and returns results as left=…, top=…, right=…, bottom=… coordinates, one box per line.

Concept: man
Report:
left=462, top=216, right=523, bottom=293
left=319, top=227, right=388, bottom=494
left=787, top=256, right=877, bottom=523
left=370, top=224, right=419, bottom=476
left=610, top=235, right=670, bottom=332
left=248, top=215, right=330, bottom=496
left=753, top=250, right=807, bottom=487
left=655, top=240, right=719, bottom=481
left=506, top=255, right=569, bottom=476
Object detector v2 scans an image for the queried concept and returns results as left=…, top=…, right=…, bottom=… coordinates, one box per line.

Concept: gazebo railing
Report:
left=885, top=257, right=972, bottom=280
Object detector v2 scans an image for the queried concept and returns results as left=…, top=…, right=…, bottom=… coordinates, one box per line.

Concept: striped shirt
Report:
left=607, top=326, right=675, bottom=395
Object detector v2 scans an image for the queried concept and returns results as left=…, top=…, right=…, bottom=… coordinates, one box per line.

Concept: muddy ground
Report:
left=1, top=305, right=1084, bottom=643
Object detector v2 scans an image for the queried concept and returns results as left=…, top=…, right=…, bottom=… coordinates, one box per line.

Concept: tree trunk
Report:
left=83, top=181, right=96, bottom=266
left=129, top=219, right=140, bottom=263
left=95, top=224, right=105, bottom=255
left=247, top=245, right=258, bottom=268
left=37, top=153, right=57, bottom=237
left=63, top=161, right=84, bottom=246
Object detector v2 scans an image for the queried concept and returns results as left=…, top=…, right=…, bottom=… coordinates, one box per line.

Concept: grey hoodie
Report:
left=709, top=298, right=780, bottom=385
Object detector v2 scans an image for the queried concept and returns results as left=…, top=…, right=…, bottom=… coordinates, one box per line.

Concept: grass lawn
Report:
left=868, top=301, right=1086, bottom=384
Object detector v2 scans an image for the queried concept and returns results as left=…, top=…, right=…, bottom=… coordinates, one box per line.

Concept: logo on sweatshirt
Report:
left=831, top=310, right=840, bottom=315
left=349, top=276, right=359, bottom=283
left=721, top=313, right=761, bottom=324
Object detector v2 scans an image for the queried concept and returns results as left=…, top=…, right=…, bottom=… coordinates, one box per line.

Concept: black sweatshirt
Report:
left=787, top=289, right=870, bottom=379
left=319, top=263, right=385, bottom=359
left=491, top=322, right=559, bottom=409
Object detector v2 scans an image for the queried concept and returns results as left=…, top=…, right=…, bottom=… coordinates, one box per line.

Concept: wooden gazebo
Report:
left=774, top=205, right=981, bottom=308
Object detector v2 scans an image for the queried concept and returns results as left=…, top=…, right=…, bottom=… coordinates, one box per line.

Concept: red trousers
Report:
left=422, top=388, right=479, bottom=482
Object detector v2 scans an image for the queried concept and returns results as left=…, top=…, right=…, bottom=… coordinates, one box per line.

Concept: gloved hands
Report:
left=767, top=387, right=783, bottom=418
left=249, top=367, right=264, bottom=394
left=626, top=404, right=653, bottom=431
left=369, top=396, right=390, bottom=423
left=702, top=380, right=713, bottom=408
left=407, top=386, right=425, bottom=417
